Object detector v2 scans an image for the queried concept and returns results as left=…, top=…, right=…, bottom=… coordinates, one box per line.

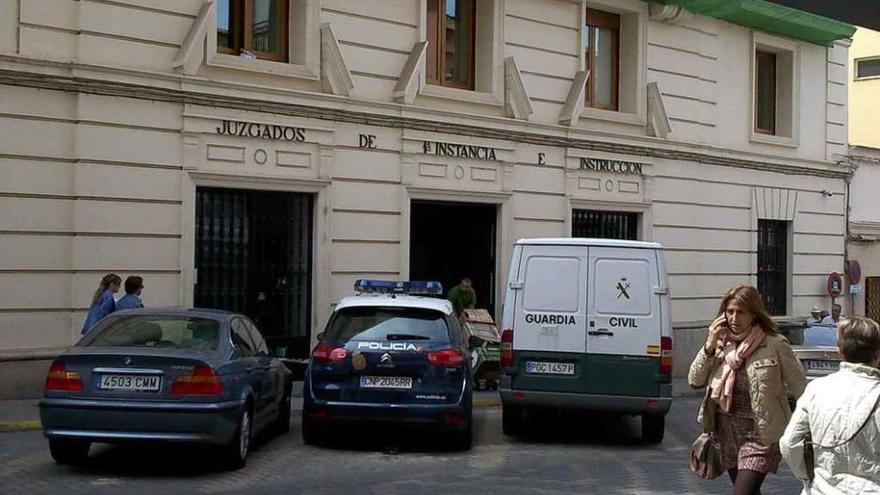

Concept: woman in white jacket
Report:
left=780, top=316, right=880, bottom=494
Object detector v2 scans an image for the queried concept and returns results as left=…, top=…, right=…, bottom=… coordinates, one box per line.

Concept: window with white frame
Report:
left=210, top=0, right=319, bottom=77
left=584, top=8, right=620, bottom=111
left=582, top=1, right=646, bottom=120
left=420, top=0, right=503, bottom=102
left=855, top=57, right=880, bottom=80
left=751, top=33, right=799, bottom=143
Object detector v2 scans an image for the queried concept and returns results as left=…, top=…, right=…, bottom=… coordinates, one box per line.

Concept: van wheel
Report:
left=641, top=414, right=665, bottom=444
left=49, top=438, right=90, bottom=465
left=502, top=405, right=523, bottom=436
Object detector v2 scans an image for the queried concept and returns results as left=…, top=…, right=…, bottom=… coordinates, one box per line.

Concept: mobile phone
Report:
left=723, top=313, right=731, bottom=329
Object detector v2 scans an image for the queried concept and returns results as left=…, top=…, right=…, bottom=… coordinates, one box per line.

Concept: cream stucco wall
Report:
left=0, top=0, right=853, bottom=380
left=849, top=28, right=880, bottom=149
left=847, top=28, right=880, bottom=320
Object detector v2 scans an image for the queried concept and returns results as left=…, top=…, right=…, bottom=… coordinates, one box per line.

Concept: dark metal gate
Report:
left=195, top=187, right=312, bottom=358
left=757, top=219, right=788, bottom=316
left=867, top=277, right=880, bottom=323
left=572, top=209, right=639, bottom=240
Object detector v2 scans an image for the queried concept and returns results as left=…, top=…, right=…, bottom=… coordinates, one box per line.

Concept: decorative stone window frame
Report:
left=750, top=32, right=801, bottom=148
left=205, top=0, right=321, bottom=79
left=415, top=0, right=506, bottom=107
left=580, top=0, right=648, bottom=126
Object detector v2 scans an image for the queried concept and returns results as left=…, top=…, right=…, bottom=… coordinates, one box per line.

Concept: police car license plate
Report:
left=99, top=374, right=161, bottom=391
left=802, top=359, right=838, bottom=372
left=360, top=376, right=413, bottom=389
left=525, top=361, right=575, bottom=375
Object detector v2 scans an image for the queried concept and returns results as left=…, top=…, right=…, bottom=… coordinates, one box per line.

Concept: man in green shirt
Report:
left=448, top=278, right=476, bottom=317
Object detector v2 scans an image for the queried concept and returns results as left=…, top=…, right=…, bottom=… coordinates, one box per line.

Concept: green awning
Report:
left=653, top=0, right=856, bottom=46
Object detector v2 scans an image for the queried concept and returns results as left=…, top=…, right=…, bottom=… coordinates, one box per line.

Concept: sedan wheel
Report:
left=222, top=408, right=252, bottom=470
left=48, top=438, right=90, bottom=465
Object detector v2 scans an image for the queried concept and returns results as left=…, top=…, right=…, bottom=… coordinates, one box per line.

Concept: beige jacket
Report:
left=689, top=333, right=807, bottom=446
left=780, top=362, right=880, bottom=494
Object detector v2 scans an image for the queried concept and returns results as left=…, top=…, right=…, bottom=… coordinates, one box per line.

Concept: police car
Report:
left=302, top=280, right=474, bottom=449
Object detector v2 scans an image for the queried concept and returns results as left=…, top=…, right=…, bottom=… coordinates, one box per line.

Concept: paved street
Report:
left=0, top=397, right=802, bottom=495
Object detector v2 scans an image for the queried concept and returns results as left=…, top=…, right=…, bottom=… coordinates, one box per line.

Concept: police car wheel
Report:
left=450, top=418, right=473, bottom=451
left=641, top=414, right=665, bottom=444
left=502, top=405, right=523, bottom=436
left=301, top=413, right=323, bottom=446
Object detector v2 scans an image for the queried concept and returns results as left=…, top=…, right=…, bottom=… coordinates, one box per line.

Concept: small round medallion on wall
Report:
left=605, top=180, right=614, bottom=192
left=254, top=149, right=268, bottom=165
left=454, top=165, right=465, bottom=180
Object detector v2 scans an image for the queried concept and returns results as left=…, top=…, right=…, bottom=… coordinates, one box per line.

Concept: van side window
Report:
left=593, top=259, right=652, bottom=315
left=523, top=257, right=580, bottom=312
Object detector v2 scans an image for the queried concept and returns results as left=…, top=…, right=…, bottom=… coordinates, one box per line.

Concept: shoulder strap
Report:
left=814, top=392, right=880, bottom=449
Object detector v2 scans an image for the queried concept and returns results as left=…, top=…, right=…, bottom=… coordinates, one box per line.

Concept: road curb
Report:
left=0, top=421, right=41, bottom=432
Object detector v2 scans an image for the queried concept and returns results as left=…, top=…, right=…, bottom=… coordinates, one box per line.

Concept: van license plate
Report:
left=99, top=374, right=161, bottom=391
left=360, top=376, right=413, bottom=389
left=525, top=361, right=575, bottom=375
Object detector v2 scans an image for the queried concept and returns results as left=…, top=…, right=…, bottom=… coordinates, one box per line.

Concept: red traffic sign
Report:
left=827, top=272, right=843, bottom=297
left=846, top=260, right=862, bottom=284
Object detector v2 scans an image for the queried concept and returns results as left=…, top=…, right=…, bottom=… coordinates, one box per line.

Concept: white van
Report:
left=499, top=238, right=673, bottom=442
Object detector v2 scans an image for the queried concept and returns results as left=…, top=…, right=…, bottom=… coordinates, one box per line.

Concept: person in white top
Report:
left=780, top=316, right=880, bottom=494
left=807, top=306, right=824, bottom=325
left=820, top=304, right=843, bottom=326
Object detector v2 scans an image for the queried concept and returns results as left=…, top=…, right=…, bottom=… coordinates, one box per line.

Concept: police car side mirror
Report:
left=468, top=335, right=482, bottom=348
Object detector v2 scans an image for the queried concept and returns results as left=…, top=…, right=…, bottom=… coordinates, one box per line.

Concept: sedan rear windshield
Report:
left=81, top=315, right=221, bottom=351
left=803, top=325, right=838, bottom=347
left=324, top=307, right=450, bottom=343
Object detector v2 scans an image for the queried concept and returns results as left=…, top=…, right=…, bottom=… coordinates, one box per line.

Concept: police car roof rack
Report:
left=353, top=279, right=443, bottom=297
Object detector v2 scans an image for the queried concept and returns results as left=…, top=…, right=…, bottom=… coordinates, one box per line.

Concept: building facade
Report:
left=0, top=0, right=855, bottom=394
left=848, top=27, right=880, bottom=323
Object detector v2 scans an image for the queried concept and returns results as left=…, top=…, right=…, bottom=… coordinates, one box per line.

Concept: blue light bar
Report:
left=353, top=279, right=443, bottom=296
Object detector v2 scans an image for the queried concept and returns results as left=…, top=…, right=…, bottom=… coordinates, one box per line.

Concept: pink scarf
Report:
left=709, top=325, right=766, bottom=412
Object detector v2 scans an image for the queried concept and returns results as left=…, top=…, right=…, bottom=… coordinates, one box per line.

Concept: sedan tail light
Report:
left=660, top=336, right=673, bottom=376
left=501, top=329, right=514, bottom=367
left=427, top=349, right=465, bottom=367
left=171, top=365, right=223, bottom=395
left=45, top=361, right=83, bottom=392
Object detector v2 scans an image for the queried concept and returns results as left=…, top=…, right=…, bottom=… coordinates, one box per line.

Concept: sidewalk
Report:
left=0, top=381, right=696, bottom=432
left=0, top=399, right=41, bottom=431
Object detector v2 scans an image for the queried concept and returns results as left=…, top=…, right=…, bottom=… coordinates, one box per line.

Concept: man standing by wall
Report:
left=448, top=278, right=476, bottom=317
left=116, top=276, right=145, bottom=310
left=821, top=303, right=843, bottom=326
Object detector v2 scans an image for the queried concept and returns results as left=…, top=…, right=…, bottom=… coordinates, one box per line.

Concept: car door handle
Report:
left=588, top=330, right=614, bottom=336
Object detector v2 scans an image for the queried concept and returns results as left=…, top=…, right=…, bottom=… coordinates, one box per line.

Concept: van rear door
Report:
left=512, top=245, right=587, bottom=354
left=586, top=247, right=662, bottom=397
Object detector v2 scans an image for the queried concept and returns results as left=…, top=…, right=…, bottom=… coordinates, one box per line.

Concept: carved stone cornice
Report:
left=0, top=67, right=853, bottom=180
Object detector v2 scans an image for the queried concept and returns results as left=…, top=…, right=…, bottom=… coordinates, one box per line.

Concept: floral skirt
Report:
left=711, top=412, right=781, bottom=474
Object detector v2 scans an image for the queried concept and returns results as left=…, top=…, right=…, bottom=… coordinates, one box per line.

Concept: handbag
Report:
left=689, top=432, right=725, bottom=479
left=689, top=388, right=725, bottom=480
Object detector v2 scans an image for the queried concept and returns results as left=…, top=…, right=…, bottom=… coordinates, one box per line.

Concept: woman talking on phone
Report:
left=689, top=285, right=806, bottom=494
